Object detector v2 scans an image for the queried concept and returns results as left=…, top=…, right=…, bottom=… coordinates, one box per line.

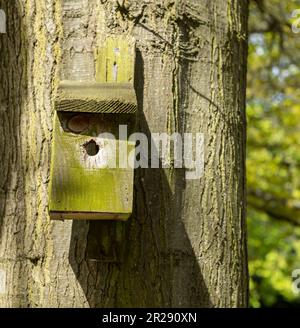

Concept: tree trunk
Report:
left=0, top=0, right=248, bottom=308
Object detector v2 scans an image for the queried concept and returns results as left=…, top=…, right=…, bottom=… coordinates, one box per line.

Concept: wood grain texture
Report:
left=55, top=82, right=137, bottom=113
left=96, top=36, right=135, bottom=83
left=0, top=0, right=248, bottom=308
left=49, top=112, right=135, bottom=220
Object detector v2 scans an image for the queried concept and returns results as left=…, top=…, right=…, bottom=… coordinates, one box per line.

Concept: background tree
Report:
left=248, top=0, right=300, bottom=307
left=0, top=0, right=248, bottom=307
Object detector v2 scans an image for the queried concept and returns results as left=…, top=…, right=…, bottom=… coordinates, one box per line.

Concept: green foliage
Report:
left=248, top=0, right=300, bottom=307
left=248, top=209, right=300, bottom=307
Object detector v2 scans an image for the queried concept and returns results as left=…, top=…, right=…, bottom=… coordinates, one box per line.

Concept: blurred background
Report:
left=248, top=0, right=300, bottom=307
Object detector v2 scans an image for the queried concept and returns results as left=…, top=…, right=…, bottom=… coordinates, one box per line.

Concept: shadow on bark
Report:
left=68, top=49, right=212, bottom=307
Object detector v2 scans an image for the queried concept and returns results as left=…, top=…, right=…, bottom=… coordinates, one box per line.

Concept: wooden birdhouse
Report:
left=48, top=36, right=137, bottom=220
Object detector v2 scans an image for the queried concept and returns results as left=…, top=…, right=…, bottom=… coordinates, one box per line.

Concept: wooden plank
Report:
left=48, top=112, right=135, bottom=220
left=55, top=81, right=137, bottom=113
left=96, top=36, right=135, bottom=83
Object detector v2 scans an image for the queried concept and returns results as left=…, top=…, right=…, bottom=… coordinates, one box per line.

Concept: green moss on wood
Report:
left=48, top=112, right=135, bottom=220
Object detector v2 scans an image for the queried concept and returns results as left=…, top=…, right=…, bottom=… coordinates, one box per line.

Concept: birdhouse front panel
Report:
left=49, top=112, right=135, bottom=220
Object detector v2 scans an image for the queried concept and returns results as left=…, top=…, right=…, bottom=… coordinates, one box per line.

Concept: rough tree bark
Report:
left=0, top=0, right=248, bottom=307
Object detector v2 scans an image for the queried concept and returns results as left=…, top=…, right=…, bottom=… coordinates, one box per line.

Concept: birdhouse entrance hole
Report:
left=84, top=140, right=100, bottom=157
